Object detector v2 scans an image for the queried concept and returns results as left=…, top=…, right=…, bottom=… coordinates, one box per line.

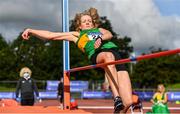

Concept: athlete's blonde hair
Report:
left=74, top=7, right=100, bottom=31
left=19, top=67, right=32, bottom=77
left=157, top=84, right=165, bottom=92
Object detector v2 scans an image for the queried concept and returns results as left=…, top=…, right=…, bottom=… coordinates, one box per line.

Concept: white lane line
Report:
left=79, top=106, right=180, bottom=110
left=79, top=106, right=113, bottom=109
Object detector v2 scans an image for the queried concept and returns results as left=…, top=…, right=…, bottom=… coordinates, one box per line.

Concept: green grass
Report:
left=0, top=86, right=16, bottom=92
left=167, top=83, right=180, bottom=89
left=0, top=86, right=44, bottom=92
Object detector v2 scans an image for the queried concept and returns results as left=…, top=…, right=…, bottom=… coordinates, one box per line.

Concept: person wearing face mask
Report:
left=15, top=67, right=39, bottom=106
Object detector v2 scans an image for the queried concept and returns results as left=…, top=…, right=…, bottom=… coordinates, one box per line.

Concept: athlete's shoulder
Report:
left=154, top=92, right=160, bottom=96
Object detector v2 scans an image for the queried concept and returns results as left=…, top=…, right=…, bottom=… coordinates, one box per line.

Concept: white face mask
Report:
left=23, top=72, right=30, bottom=79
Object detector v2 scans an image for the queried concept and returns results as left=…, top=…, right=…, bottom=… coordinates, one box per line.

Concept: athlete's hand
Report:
left=94, top=37, right=102, bottom=49
left=22, top=28, right=31, bottom=40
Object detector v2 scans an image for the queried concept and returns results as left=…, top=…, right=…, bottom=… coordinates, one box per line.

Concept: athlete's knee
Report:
left=104, top=53, right=115, bottom=62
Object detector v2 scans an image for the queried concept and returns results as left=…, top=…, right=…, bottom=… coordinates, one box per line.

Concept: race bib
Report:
left=87, top=32, right=102, bottom=40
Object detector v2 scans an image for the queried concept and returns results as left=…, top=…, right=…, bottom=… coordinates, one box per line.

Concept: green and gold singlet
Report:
left=76, top=28, right=118, bottom=59
left=150, top=93, right=170, bottom=114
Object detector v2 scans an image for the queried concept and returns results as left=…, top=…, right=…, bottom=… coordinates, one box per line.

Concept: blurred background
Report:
left=0, top=0, right=180, bottom=104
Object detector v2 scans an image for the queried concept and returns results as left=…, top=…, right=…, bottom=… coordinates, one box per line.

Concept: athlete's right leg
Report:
left=96, top=52, right=124, bottom=113
left=96, top=52, right=119, bottom=97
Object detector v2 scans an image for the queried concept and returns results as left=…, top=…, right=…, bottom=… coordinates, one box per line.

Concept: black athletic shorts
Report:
left=90, top=48, right=126, bottom=71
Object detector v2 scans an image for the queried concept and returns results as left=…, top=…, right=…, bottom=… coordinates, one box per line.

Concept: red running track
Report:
left=0, top=99, right=179, bottom=113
